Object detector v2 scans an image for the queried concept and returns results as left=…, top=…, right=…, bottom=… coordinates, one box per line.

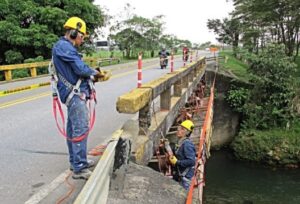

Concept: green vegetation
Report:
left=109, top=4, right=192, bottom=59
left=232, top=121, right=300, bottom=167
left=0, top=1, right=195, bottom=80
left=0, top=49, right=165, bottom=81
left=227, top=45, right=296, bottom=130
left=294, top=56, right=300, bottom=87
left=208, top=0, right=300, bottom=59
left=219, top=51, right=249, bottom=80
left=0, top=0, right=105, bottom=80
left=0, top=0, right=105, bottom=65
left=92, top=50, right=161, bottom=60
left=221, top=45, right=300, bottom=167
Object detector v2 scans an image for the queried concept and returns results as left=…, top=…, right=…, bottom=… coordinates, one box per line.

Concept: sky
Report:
left=94, top=0, right=234, bottom=44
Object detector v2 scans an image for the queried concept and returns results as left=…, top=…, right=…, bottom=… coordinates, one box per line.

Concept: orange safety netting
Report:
left=185, top=75, right=216, bottom=204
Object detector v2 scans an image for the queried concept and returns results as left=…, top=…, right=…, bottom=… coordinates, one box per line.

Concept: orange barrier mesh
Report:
left=185, top=75, right=216, bottom=204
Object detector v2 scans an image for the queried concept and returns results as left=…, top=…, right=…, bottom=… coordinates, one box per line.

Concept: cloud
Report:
left=95, top=0, right=234, bottom=44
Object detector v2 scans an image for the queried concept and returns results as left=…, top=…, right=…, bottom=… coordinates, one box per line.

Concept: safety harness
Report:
left=49, top=58, right=97, bottom=142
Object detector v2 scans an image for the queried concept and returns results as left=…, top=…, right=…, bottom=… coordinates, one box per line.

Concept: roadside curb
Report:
left=0, top=82, right=50, bottom=97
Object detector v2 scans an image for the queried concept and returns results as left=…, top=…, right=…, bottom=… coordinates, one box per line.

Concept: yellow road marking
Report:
left=0, top=82, right=50, bottom=97
left=0, top=92, right=51, bottom=109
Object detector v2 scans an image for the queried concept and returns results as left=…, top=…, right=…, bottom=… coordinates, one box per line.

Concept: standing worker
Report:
left=52, top=17, right=105, bottom=180
left=169, top=120, right=196, bottom=190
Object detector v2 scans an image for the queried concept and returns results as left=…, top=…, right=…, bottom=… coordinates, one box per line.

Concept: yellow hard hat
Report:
left=180, top=120, right=194, bottom=131
left=64, top=17, right=87, bottom=35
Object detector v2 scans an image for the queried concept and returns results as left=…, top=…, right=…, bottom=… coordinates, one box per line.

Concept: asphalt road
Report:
left=0, top=51, right=211, bottom=204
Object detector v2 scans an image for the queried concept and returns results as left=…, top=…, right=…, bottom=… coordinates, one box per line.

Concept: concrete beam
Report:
left=116, top=88, right=152, bottom=114
left=132, top=69, right=206, bottom=165
left=160, top=88, right=171, bottom=110
left=116, top=57, right=205, bottom=114
left=148, top=69, right=205, bottom=142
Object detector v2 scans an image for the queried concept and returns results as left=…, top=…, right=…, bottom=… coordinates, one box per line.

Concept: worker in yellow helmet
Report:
left=52, top=17, right=107, bottom=180
left=64, top=16, right=88, bottom=40
left=169, top=120, right=196, bottom=190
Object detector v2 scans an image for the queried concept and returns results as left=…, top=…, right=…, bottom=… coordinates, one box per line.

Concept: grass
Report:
left=91, top=50, right=161, bottom=60
left=219, top=50, right=249, bottom=81
left=91, top=50, right=123, bottom=59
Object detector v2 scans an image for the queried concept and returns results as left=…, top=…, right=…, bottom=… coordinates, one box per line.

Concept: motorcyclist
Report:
left=158, top=47, right=170, bottom=69
left=182, top=45, right=189, bottom=62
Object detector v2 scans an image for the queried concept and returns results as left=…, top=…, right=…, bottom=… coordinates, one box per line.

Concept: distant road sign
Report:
left=210, top=47, right=218, bottom=52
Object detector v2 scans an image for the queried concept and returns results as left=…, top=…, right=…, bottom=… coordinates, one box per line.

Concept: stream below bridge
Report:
left=204, top=150, right=300, bottom=204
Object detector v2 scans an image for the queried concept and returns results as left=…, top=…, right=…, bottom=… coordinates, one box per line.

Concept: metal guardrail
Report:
left=0, top=57, right=120, bottom=81
left=74, top=130, right=122, bottom=204
left=205, top=56, right=225, bottom=62
left=98, top=57, right=120, bottom=66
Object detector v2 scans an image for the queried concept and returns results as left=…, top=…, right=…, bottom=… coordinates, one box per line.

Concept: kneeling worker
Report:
left=169, top=120, right=196, bottom=190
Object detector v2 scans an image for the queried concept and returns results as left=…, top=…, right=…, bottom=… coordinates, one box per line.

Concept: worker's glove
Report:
left=93, top=68, right=112, bottom=82
left=169, top=156, right=178, bottom=165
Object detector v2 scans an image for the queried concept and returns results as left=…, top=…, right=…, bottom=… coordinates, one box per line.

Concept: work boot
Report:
left=69, top=160, right=95, bottom=171
left=72, top=169, right=92, bottom=180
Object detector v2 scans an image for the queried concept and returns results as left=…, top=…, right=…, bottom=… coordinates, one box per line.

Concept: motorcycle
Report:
left=183, top=52, right=189, bottom=62
left=160, top=56, right=168, bottom=69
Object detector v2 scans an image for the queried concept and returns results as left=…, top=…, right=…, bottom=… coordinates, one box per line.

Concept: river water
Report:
left=204, top=150, right=300, bottom=204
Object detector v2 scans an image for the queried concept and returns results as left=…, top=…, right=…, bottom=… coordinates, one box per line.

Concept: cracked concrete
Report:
left=107, top=162, right=187, bottom=204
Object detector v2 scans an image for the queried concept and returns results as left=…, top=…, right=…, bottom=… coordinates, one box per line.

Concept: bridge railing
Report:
left=74, top=130, right=122, bottom=204
left=206, top=56, right=225, bottom=62
left=116, top=56, right=206, bottom=164
left=73, top=57, right=207, bottom=204
left=0, top=57, right=120, bottom=81
left=186, top=77, right=215, bottom=204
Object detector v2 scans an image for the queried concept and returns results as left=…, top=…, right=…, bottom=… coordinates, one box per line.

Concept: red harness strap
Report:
left=52, top=91, right=96, bottom=143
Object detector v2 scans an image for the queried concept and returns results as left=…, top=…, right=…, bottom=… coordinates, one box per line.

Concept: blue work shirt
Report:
left=52, top=37, right=97, bottom=103
left=175, top=138, right=196, bottom=179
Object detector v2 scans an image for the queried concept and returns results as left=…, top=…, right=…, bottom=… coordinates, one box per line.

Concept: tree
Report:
left=144, top=15, right=165, bottom=57
left=207, top=17, right=240, bottom=55
left=227, top=44, right=297, bottom=129
left=110, top=13, right=165, bottom=58
left=112, top=28, right=144, bottom=58
left=110, top=15, right=151, bottom=58
left=109, top=3, right=195, bottom=58
left=232, top=0, right=300, bottom=58
left=199, top=41, right=212, bottom=49
left=0, top=0, right=105, bottom=65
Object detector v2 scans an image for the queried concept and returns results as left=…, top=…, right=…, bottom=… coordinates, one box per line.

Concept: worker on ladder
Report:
left=169, top=120, right=196, bottom=190
left=51, top=16, right=107, bottom=180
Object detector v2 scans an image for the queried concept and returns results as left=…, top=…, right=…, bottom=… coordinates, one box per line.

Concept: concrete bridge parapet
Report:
left=116, top=57, right=206, bottom=165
